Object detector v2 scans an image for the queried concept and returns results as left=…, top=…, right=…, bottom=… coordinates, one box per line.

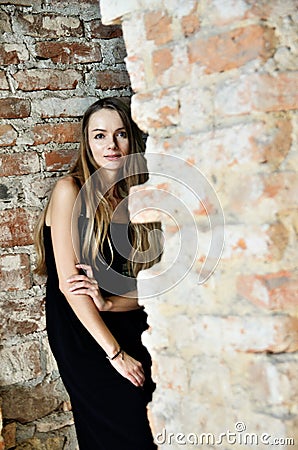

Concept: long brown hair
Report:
left=34, top=97, right=162, bottom=276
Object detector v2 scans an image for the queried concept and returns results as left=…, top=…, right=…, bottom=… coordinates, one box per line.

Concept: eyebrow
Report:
left=90, top=127, right=126, bottom=132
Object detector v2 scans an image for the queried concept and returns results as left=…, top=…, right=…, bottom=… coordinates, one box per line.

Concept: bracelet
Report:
left=106, top=348, right=122, bottom=361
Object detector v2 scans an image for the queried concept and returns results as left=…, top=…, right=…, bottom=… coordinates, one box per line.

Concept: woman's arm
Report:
left=47, top=176, right=145, bottom=387
left=66, top=264, right=139, bottom=312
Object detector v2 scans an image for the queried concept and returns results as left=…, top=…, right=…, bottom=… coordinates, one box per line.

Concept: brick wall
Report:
left=1, top=0, right=298, bottom=448
left=100, top=0, right=298, bottom=448
left=0, top=0, right=131, bottom=448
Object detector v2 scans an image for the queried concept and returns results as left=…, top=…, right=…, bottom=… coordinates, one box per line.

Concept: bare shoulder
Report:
left=53, top=176, right=79, bottom=196
left=51, top=176, right=80, bottom=205
left=47, top=176, right=80, bottom=225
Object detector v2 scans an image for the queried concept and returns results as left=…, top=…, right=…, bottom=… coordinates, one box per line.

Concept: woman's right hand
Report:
left=67, top=263, right=112, bottom=312
left=109, top=351, right=145, bottom=387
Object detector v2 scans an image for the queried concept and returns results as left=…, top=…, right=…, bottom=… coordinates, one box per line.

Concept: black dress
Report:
left=44, top=224, right=157, bottom=450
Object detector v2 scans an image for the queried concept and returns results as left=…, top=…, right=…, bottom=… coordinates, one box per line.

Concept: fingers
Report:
left=124, top=370, right=144, bottom=387
left=68, top=281, right=98, bottom=293
left=111, top=354, right=145, bottom=387
left=129, top=366, right=145, bottom=387
left=66, top=272, right=108, bottom=311
left=67, top=264, right=98, bottom=293
left=67, top=273, right=97, bottom=284
left=67, top=275, right=97, bottom=287
left=134, top=369, right=145, bottom=387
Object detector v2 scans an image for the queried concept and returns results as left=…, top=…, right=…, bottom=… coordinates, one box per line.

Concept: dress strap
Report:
left=79, top=194, right=87, bottom=218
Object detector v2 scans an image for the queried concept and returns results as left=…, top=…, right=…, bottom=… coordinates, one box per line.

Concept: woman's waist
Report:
left=103, top=289, right=140, bottom=312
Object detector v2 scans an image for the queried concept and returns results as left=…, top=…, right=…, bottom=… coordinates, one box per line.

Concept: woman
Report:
left=35, top=97, right=161, bottom=449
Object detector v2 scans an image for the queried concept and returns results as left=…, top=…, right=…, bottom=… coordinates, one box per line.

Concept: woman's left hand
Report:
left=67, top=264, right=112, bottom=311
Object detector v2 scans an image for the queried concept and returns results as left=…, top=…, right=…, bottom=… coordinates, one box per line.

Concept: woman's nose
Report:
left=107, top=136, right=116, bottom=149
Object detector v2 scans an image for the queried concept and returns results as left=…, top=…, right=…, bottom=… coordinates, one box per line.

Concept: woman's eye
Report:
left=94, top=133, right=105, bottom=139
left=117, top=131, right=127, bottom=139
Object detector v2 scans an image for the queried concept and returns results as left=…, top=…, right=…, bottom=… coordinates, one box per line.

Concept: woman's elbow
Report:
left=59, top=280, right=70, bottom=297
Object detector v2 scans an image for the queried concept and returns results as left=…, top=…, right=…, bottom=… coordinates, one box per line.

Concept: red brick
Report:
left=181, top=10, right=200, bottom=37
left=0, top=296, right=44, bottom=338
left=145, top=11, right=173, bottom=45
left=0, top=152, right=39, bottom=176
left=215, top=71, right=298, bottom=116
left=188, top=25, right=276, bottom=73
left=90, top=19, right=122, bottom=39
left=16, top=12, right=83, bottom=38
left=237, top=271, right=298, bottom=313
left=2, top=422, right=16, bottom=450
left=45, top=148, right=78, bottom=171
left=133, top=92, right=180, bottom=130
left=0, top=98, right=30, bottom=119
left=13, top=69, right=81, bottom=91
left=0, top=208, right=38, bottom=247
left=31, top=122, right=81, bottom=145
left=35, top=41, right=102, bottom=64
left=149, top=105, right=179, bottom=128
left=261, top=172, right=298, bottom=206
left=0, top=125, right=17, bottom=147
left=0, top=44, right=20, bottom=65
left=162, top=117, right=292, bottom=171
left=0, top=71, right=8, bottom=90
left=0, top=43, right=29, bottom=66
left=0, top=253, right=31, bottom=291
left=152, top=48, right=173, bottom=77
left=253, top=118, right=292, bottom=170
left=222, top=172, right=298, bottom=220
left=150, top=43, right=192, bottom=89
left=95, top=70, right=130, bottom=90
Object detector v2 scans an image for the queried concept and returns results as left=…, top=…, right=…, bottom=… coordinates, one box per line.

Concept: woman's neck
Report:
left=99, top=167, right=123, bottom=188
left=111, top=197, right=130, bottom=223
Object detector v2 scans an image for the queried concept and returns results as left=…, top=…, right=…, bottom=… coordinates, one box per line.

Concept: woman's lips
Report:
left=104, top=154, right=121, bottom=160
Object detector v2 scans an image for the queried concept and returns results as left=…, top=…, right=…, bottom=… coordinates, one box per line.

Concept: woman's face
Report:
left=88, top=108, right=130, bottom=173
